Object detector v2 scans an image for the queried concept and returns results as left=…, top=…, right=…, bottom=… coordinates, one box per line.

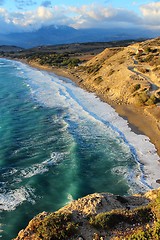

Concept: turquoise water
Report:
left=0, top=59, right=154, bottom=239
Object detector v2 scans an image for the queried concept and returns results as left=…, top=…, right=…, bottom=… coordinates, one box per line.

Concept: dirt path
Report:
left=128, top=57, right=159, bottom=92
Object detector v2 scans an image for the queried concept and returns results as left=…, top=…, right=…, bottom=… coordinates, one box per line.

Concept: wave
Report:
left=2, top=59, right=160, bottom=192
left=0, top=187, right=35, bottom=211
left=0, top=151, right=66, bottom=212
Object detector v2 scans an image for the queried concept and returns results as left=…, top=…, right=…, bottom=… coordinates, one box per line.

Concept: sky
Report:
left=0, top=0, right=160, bottom=33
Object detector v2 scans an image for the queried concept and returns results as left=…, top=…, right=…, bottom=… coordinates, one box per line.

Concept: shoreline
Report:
left=9, top=58, right=160, bottom=188
left=26, top=60, right=160, bottom=156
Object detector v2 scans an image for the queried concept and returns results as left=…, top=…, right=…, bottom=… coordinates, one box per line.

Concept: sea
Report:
left=0, top=58, right=159, bottom=239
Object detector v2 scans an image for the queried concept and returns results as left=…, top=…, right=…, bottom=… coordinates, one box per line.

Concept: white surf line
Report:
left=7, top=59, right=160, bottom=190
left=50, top=72, right=160, bottom=190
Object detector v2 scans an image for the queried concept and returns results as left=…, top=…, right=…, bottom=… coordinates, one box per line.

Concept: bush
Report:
left=138, top=91, right=149, bottom=104
left=145, top=94, right=158, bottom=106
left=89, top=206, right=153, bottom=230
left=36, top=212, right=78, bottom=240
left=133, top=84, right=141, bottom=92
left=89, top=211, right=125, bottom=230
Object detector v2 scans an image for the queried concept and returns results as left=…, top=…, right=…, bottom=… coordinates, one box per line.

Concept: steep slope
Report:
left=70, top=37, right=160, bottom=155
left=15, top=188, right=160, bottom=239
left=76, top=37, right=160, bottom=106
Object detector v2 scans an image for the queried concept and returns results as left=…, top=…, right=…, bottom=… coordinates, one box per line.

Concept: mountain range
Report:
left=0, top=25, right=159, bottom=48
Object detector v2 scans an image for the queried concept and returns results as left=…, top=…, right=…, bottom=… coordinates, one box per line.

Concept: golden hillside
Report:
left=75, top=37, right=160, bottom=106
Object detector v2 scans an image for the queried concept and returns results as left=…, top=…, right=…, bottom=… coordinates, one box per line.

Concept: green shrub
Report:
left=145, top=94, right=157, bottom=106
left=145, top=47, right=152, bottom=53
left=133, top=84, right=141, bottom=92
left=127, top=221, right=160, bottom=239
left=89, top=211, right=125, bottom=230
left=137, top=90, right=149, bottom=105
left=36, top=212, right=78, bottom=240
left=89, top=206, right=153, bottom=230
left=153, top=221, right=160, bottom=238
left=128, top=228, right=153, bottom=240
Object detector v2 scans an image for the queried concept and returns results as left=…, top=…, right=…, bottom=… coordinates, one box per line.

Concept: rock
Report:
left=156, top=179, right=160, bottom=184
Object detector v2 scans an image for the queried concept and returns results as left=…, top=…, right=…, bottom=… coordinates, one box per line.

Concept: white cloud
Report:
left=0, top=3, right=160, bottom=33
left=0, top=8, right=22, bottom=33
left=68, top=4, right=141, bottom=29
left=36, top=6, right=53, bottom=19
left=140, top=2, right=160, bottom=28
left=0, top=6, right=55, bottom=31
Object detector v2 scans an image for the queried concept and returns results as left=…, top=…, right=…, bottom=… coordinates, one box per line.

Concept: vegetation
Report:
left=133, top=88, right=160, bottom=106
left=28, top=53, right=81, bottom=68
left=35, top=212, right=78, bottom=240
left=89, top=191, right=160, bottom=239
left=127, top=222, right=160, bottom=240
left=89, top=206, right=153, bottom=230
left=133, top=83, right=141, bottom=92
left=15, top=189, right=160, bottom=239
left=135, top=46, right=160, bottom=67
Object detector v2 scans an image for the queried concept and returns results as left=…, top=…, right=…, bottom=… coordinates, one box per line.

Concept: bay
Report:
left=0, top=59, right=159, bottom=239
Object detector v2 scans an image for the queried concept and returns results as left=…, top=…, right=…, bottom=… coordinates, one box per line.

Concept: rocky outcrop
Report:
left=14, top=188, right=160, bottom=240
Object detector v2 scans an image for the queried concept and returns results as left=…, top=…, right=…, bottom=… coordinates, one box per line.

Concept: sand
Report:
left=14, top=58, right=160, bottom=187
left=25, top=60, right=160, bottom=156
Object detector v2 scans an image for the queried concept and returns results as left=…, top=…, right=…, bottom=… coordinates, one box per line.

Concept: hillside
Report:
left=15, top=188, right=160, bottom=239
left=1, top=38, right=160, bottom=154
left=76, top=37, right=160, bottom=106
left=3, top=37, right=160, bottom=240
left=70, top=37, right=160, bottom=154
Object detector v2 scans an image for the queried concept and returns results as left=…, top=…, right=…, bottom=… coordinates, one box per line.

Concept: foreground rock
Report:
left=15, top=188, right=160, bottom=239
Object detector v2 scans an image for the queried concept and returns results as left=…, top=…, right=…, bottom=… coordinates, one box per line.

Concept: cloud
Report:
left=140, top=2, right=160, bottom=27
left=68, top=4, right=141, bottom=29
left=0, top=8, right=22, bottom=33
left=0, top=2, right=160, bottom=33
left=11, top=6, right=54, bottom=29
left=41, top=1, right=52, bottom=8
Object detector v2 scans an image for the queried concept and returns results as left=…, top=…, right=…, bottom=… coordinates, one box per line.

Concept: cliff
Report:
left=15, top=188, right=160, bottom=239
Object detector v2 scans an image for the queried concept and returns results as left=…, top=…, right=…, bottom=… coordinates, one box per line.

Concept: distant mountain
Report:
left=0, top=45, right=23, bottom=52
left=0, top=25, right=159, bottom=48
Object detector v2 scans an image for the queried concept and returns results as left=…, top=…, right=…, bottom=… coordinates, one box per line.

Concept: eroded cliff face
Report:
left=15, top=188, right=160, bottom=240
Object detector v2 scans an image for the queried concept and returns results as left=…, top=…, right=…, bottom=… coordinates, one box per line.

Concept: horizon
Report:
left=0, top=1, right=160, bottom=34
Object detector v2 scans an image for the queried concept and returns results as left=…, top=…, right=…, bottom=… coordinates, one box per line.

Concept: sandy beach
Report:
left=26, top=59, right=160, bottom=157
left=12, top=57, right=159, bottom=189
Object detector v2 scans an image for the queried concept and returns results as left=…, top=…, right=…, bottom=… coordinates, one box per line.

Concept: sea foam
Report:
left=4, top=59, right=160, bottom=192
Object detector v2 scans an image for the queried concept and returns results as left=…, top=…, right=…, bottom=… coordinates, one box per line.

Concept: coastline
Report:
left=12, top=58, right=160, bottom=188
left=25, top=59, right=160, bottom=156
